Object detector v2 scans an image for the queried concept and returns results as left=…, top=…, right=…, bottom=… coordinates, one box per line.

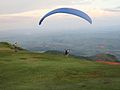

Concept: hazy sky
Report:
left=0, top=0, right=120, bottom=31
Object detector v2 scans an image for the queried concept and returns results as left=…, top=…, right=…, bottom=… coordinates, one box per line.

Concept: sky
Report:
left=0, top=0, right=120, bottom=32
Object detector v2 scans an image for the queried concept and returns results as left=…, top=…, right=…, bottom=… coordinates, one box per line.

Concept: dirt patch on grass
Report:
left=96, top=60, right=120, bottom=65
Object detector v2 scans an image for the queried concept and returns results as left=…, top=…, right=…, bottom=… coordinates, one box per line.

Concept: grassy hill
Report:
left=0, top=42, right=120, bottom=90
left=89, top=53, right=118, bottom=62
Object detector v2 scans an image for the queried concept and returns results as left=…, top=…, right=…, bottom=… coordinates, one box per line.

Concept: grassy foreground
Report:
left=0, top=42, right=120, bottom=90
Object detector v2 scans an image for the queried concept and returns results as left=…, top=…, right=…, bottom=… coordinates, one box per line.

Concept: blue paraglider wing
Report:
left=39, top=8, right=92, bottom=25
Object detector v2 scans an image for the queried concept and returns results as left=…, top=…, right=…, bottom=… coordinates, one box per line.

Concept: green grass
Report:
left=0, top=42, right=120, bottom=90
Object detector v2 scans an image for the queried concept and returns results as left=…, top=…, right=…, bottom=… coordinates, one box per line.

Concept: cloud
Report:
left=104, top=6, right=120, bottom=12
left=116, top=6, right=120, bottom=9
left=104, top=9, right=120, bottom=12
left=0, top=0, right=92, bottom=14
left=71, top=0, right=91, bottom=5
left=0, top=5, right=105, bottom=18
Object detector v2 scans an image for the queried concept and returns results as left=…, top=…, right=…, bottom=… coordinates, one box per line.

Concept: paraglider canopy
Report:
left=39, top=8, right=92, bottom=25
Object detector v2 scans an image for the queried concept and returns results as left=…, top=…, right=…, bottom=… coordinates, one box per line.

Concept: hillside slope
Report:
left=0, top=42, right=120, bottom=90
left=90, top=53, right=118, bottom=62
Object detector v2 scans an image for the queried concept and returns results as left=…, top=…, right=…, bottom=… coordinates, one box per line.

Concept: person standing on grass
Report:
left=64, top=49, right=70, bottom=56
left=13, top=42, right=18, bottom=52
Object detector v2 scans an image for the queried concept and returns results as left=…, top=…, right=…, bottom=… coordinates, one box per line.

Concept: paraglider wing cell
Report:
left=39, top=8, right=92, bottom=25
